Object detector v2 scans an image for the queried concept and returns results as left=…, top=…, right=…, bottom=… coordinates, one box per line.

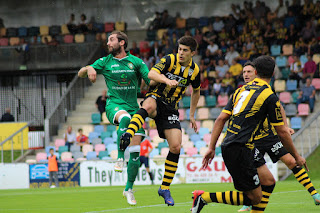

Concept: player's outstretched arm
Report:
left=189, top=88, right=200, bottom=133
left=148, top=69, right=178, bottom=88
left=78, top=66, right=97, bottom=83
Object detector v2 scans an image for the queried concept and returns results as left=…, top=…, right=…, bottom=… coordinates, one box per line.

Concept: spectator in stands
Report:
left=219, top=40, right=228, bottom=54
left=207, top=40, right=219, bottom=56
left=169, top=32, right=179, bottom=48
left=276, top=21, right=287, bottom=45
left=140, top=138, right=154, bottom=185
left=78, top=14, right=89, bottom=33
left=263, top=24, right=276, bottom=46
left=67, top=13, right=77, bottom=34
left=213, top=17, right=224, bottom=33
left=140, top=42, right=151, bottom=56
left=130, top=41, right=140, bottom=56
left=295, top=37, right=308, bottom=56
left=253, top=0, right=267, bottom=20
left=221, top=72, right=235, bottom=96
left=225, top=14, right=237, bottom=32
left=212, top=78, right=222, bottom=96
left=149, top=41, right=160, bottom=58
left=162, top=40, right=173, bottom=55
left=15, top=38, right=30, bottom=65
left=0, top=18, right=4, bottom=29
left=200, top=72, right=210, bottom=97
left=303, top=55, right=317, bottom=79
left=48, top=148, right=59, bottom=188
left=290, top=54, right=303, bottom=87
left=96, top=90, right=107, bottom=118
left=301, top=21, right=316, bottom=42
left=47, top=36, right=59, bottom=46
left=160, top=10, right=174, bottom=28
left=287, top=24, right=298, bottom=44
left=0, top=108, right=14, bottom=122
left=216, top=59, right=229, bottom=79
left=225, top=45, right=240, bottom=66
left=76, top=128, right=89, bottom=146
left=236, top=45, right=252, bottom=65
left=148, top=11, right=162, bottom=30
left=64, top=126, right=76, bottom=151
left=296, top=78, right=316, bottom=112
left=284, top=10, right=297, bottom=29
left=229, top=59, right=243, bottom=84
left=203, top=25, right=217, bottom=46
left=276, top=0, right=287, bottom=19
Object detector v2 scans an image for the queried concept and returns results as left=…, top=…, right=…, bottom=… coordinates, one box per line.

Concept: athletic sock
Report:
left=292, top=166, right=318, bottom=195
left=126, top=108, right=148, bottom=138
left=201, top=191, right=252, bottom=206
left=116, top=116, right=131, bottom=159
left=148, top=172, right=154, bottom=181
left=160, top=151, right=179, bottom=190
left=251, top=184, right=275, bottom=212
left=125, top=152, right=140, bottom=191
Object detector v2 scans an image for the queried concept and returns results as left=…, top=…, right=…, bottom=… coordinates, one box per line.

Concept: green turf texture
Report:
left=1, top=180, right=319, bottom=213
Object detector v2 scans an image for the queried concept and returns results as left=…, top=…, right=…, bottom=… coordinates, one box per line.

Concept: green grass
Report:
left=0, top=150, right=23, bottom=163
left=1, top=181, right=319, bottom=213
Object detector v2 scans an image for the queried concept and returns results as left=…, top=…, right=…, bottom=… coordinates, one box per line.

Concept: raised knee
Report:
left=170, top=144, right=181, bottom=154
left=251, top=194, right=262, bottom=205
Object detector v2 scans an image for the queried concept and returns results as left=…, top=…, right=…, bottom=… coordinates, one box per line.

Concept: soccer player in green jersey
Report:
left=78, top=31, right=151, bottom=205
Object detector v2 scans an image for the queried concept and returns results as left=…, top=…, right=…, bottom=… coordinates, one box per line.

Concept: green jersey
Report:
left=90, top=52, right=150, bottom=109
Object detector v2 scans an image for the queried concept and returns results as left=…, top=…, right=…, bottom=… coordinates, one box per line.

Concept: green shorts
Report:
left=105, top=103, right=145, bottom=136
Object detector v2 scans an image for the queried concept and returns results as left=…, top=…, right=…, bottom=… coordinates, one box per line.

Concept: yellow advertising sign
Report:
left=0, top=123, right=28, bottom=150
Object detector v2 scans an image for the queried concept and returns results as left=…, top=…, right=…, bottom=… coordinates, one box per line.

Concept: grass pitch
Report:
left=1, top=180, right=320, bottom=213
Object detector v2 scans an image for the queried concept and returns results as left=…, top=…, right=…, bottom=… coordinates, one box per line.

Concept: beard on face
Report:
left=109, top=43, right=121, bottom=56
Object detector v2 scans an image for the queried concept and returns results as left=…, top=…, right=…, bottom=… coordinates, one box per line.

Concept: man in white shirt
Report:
left=207, top=40, right=219, bottom=56
left=225, top=46, right=240, bottom=66
left=63, top=126, right=76, bottom=151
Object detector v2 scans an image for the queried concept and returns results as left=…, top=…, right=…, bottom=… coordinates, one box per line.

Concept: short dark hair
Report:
left=243, top=61, right=256, bottom=69
left=253, top=55, right=275, bottom=78
left=78, top=128, right=83, bottom=132
left=110, top=31, right=128, bottom=50
left=178, top=36, right=198, bottom=52
left=49, top=148, right=54, bottom=151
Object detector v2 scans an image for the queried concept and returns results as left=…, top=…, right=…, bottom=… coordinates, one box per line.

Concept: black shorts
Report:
left=253, top=147, right=267, bottom=168
left=222, top=143, right=261, bottom=192
left=146, top=94, right=181, bottom=139
left=255, top=140, right=288, bottom=163
left=140, top=156, right=149, bottom=168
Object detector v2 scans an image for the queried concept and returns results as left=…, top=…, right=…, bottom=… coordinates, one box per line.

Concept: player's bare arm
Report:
left=280, top=104, right=295, bottom=135
left=189, top=88, right=200, bottom=133
left=202, top=112, right=230, bottom=169
left=148, top=69, right=178, bottom=89
left=78, top=66, right=97, bottom=83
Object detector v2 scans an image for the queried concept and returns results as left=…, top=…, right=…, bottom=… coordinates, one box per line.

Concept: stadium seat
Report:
left=115, top=22, right=126, bottom=31
left=36, top=152, right=48, bottom=163
left=182, top=96, right=191, bottom=108
left=41, top=35, right=52, bottom=44
left=28, top=26, right=39, bottom=36
left=312, top=54, right=320, bottom=64
left=274, top=80, right=286, bottom=92
left=0, top=27, right=6, bottom=37
left=199, top=146, right=209, bottom=156
left=180, top=120, right=189, bottom=130
left=82, top=144, right=93, bottom=156
left=205, top=96, right=216, bottom=107
left=85, top=33, right=96, bottom=42
left=217, top=95, right=228, bottom=107
left=186, top=18, right=199, bottom=29
left=290, top=117, right=302, bottom=129
left=160, top=147, right=170, bottom=157
left=75, top=33, right=85, bottom=43
left=190, top=134, right=201, bottom=143
left=203, top=133, right=211, bottom=144
left=298, top=103, right=309, bottom=116
left=9, top=37, right=20, bottom=46
left=311, top=78, right=320, bottom=90
left=279, top=92, right=291, bottom=104
left=95, top=144, right=106, bottom=155
left=182, top=134, right=190, bottom=143
left=300, top=54, right=308, bottom=66
left=148, top=129, right=158, bottom=139
left=198, top=16, right=209, bottom=27
left=0, top=38, right=8, bottom=46
left=286, top=80, right=297, bottom=91
left=178, top=109, right=185, bottom=121
left=61, top=152, right=74, bottom=162
left=70, top=145, right=80, bottom=153
left=91, top=138, right=102, bottom=146
left=271, top=45, right=281, bottom=56
left=182, top=141, right=194, bottom=150
left=106, top=143, right=117, bottom=152
left=6, top=27, right=17, bottom=37
left=39, top=25, right=49, bottom=36
left=73, top=151, right=84, bottom=160
left=215, top=146, right=222, bottom=156
left=176, top=17, right=186, bottom=29
left=54, top=139, right=65, bottom=151
left=209, top=107, right=222, bottom=119
left=88, top=132, right=100, bottom=142
left=285, top=104, right=297, bottom=117
left=186, top=147, right=198, bottom=157
left=202, top=120, right=214, bottom=131
left=94, top=125, right=104, bottom=134
left=146, top=30, right=156, bottom=41
left=197, top=95, right=206, bottom=107
left=49, top=25, right=61, bottom=36
left=199, top=127, right=210, bottom=138
left=197, top=108, right=209, bottom=120
left=158, top=141, right=169, bottom=152
left=281, top=67, right=290, bottom=79
left=100, top=131, right=112, bottom=140
left=110, top=150, right=118, bottom=160
left=86, top=151, right=98, bottom=160
left=99, top=150, right=109, bottom=160
left=64, top=34, right=74, bottom=43
left=190, top=120, right=201, bottom=129
left=282, top=44, right=293, bottom=56
left=18, top=27, right=28, bottom=37
left=103, top=137, right=114, bottom=145
left=104, top=22, right=115, bottom=32
left=275, top=56, right=287, bottom=68
left=91, top=113, right=101, bottom=124
left=185, top=109, right=197, bottom=120
left=58, top=146, right=68, bottom=156
left=149, top=149, right=159, bottom=158
left=106, top=125, right=116, bottom=132
left=291, top=91, right=299, bottom=103
left=202, top=26, right=209, bottom=34
left=61, top=24, right=70, bottom=35
left=112, top=131, right=117, bottom=141
left=195, top=140, right=206, bottom=151
left=45, top=146, right=56, bottom=155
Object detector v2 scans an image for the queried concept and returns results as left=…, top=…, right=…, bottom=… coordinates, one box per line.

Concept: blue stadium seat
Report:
left=291, top=117, right=302, bottom=129
left=195, top=140, right=206, bottom=151
left=94, top=125, right=104, bottom=134
left=275, top=56, right=287, bottom=68
left=157, top=141, right=169, bottom=152
left=73, top=151, right=84, bottom=160
left=199, top=127, right=210, bottom=138
left=91, top=113, right=101, bottom=124
left=271, top=45, right=281, bottom=56
left=103, top=137, right=114, bottom=145
left=101, top=131, right=112, bottom=140
left=182, top=96, right=191, bottom=108
left=99, top=150, right=109, bottom=159
left=190, top=134, right=201, bottom=143
left=209, top=107, right=221, bottom=119
left=49, top=25, right=61, bottom=36
left=86, top=151, right=98, bottom=160
left=18, top=27, right=28, bottom=37
left=198, top=17, right=209, bottom=27
left=70, top=145, right=80, bottom=153
left=149, top=149, right=159, bottom=158
left=285, top=104, right=297, bottom=117
left=88, top=132, right=100, bottom=142
left=300, top=54, right=308, bottom=66
left=205, top=96, right=217, bottom=107
left=286, top=80, right=297, bottom=91
left=58, top=146, right=68, bottom=155
left=28, top=26, right=40, bottom=36
left=94, top=23, right=104, bottom=33
left=107, top=125, right=117, bottom=132
left=106, top=143, right=117, bottom=152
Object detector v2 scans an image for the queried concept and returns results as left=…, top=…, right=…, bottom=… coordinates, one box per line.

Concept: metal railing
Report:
left=0, top=42, right=100, bottom=71
left=280, top=111, right=320, bottom=180
left=44, top=76, right=91, bottom=146
left=0, top=120, right=34, bottom=163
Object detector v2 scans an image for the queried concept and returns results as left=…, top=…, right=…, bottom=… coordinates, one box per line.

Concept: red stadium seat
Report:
left=279, top=92, right=291, bottom=104
left=311, top=78, right=320, bottom=90
left=64, top=34, right=74, bottom=43
left=217, top=95, right=228, bottom=107
left=0, top=38, right=8, bottom=46
left=298, top=104, right=309, bottom=116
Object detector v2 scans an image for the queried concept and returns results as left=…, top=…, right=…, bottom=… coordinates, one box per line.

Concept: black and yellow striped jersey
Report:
left=254, top=117, right=279, bottom=145
left=222, top=78, right=284, bottom=149
left=147, top=53, right=200, bottom=108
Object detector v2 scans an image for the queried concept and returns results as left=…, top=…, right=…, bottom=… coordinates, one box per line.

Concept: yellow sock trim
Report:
left=294, top=169, right=305, bottom=177
left=232, top=191, right=238, bottom=205
left=165, top=165, right=177, bottom=172
left=165, top=160, right=178, bottom=166
left=216, top=192, right=223, bottom=203
left=162, top=178, right=172, bottom=184
left=164, top=172, right=175, bottom=177
left=201, top=192, right=212, bottom=203
left=160, top=185, right=169, bottom=190
left=225, top=191, right=231, bottom=204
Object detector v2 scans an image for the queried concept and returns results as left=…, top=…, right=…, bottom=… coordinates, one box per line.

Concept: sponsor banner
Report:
left=0, top=122, right=28, bottom=150
left=0, top=163, right=29, bottom=189
left=80, top=159, right=185, bottom=187
left=186, top=157, right=232, bottom=183
left=29, top=163, right=80, bottom=188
